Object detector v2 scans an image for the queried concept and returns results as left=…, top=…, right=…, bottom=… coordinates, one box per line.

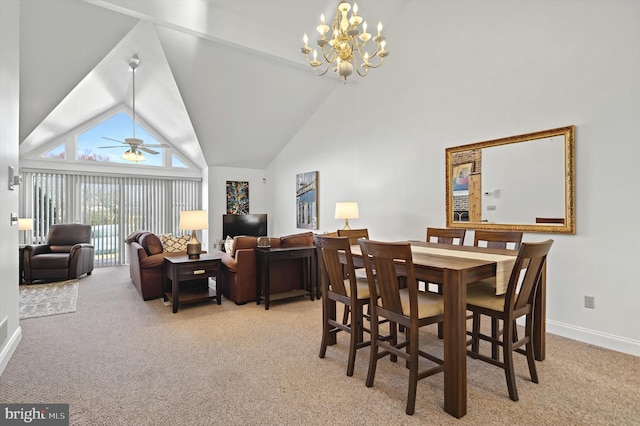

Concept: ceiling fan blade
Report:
left=139, top=146, right=159, bottom=155
left=101, top=137, right=127, bottom=144
left=98, top=145, right=125, bottom=149
left=141, top=144, right=169, bottom=148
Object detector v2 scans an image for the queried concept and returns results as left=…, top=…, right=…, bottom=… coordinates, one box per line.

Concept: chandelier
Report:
left=300, top=1, right=388, bottom=83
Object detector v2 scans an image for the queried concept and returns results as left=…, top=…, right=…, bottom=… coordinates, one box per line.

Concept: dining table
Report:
left=347, top=240, right=547, bottom=419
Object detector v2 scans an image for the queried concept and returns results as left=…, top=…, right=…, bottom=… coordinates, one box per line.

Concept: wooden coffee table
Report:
left=163, top=252, right=223, bottom=313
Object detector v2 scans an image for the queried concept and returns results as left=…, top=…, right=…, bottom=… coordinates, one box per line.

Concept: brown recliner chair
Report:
left=23, top=224, right=95, bottom=284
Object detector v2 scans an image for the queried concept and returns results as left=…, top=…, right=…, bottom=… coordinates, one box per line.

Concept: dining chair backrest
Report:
left=313, top=234, right=355, bottom=298
left=473, top=230, right=523, bottom=250
left=426, top=227, right=466, bottom=246
left=337, top=228, right=369, bottom=246
left=358, top=239, right=418, bottom=318
left=505, top=239, right=554, bottom=313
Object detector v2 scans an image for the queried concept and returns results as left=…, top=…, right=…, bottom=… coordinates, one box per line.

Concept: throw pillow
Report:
left=224, top=235, right=235, bottom=256
left=162, top=234, right=191, bottom=252
left=139, top=233, right=164, bottom=255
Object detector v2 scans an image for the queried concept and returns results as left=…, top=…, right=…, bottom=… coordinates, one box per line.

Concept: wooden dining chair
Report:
left=337, top=228, right=369, bottom=245
left=426, top=227, right=466, bottom=246
left=358, top=239, right=445, bottom=415
left=474, top=230, right=523, bottom=250
left=466, top=239, right=554, bottom=402
left=470, top=230, right=524, bottom=358
left=314, top=234, right=373, bottom=377
left=425, top=227, right=466, bottom=338
left=337, top=228, right=370, bottom=323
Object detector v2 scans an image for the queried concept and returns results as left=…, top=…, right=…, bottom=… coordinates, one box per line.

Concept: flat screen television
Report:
left=223, top=214, right=267, bottom=238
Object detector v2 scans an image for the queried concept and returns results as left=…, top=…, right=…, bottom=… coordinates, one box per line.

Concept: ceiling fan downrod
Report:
left=129, top=55, right=140, bottom=140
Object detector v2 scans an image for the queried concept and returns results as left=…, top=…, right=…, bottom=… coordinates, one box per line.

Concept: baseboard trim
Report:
left=547, top=320, right=640, bottom=357
left=0, top=326, right=22, bottom=376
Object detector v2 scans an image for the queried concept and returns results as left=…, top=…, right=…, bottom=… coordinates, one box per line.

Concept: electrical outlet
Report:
left=584, top=296, right=595, bottom=309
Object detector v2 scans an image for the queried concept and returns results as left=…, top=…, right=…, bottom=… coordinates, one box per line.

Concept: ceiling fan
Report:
left=100, top=55, right=166, bottom=162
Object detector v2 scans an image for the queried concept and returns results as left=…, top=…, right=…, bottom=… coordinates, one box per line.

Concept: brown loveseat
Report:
left=125, top=231, right=204, bottom=300
left=220, top=232, right=314, bottom=304
left=23, top=224, right=95, bottom=284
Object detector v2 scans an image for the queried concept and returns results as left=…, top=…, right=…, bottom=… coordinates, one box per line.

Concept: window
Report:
left=42, top=144, right=65, bottom=159
left=77, top=112, right=164, bottom=166
left=21, top=171, right=202, bottom=267
left=33, top=110, right=194, bottom=170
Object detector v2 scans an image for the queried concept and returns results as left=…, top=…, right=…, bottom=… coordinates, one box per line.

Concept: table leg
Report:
left=311, top=251, right=317, bottom=301
left=216, top=266, right=222, bottom=305
left=172, top=270, right=179, bottom=314
left=264, top=256, right=271, bottom=310
left=443, top=268, right=467, bottom=419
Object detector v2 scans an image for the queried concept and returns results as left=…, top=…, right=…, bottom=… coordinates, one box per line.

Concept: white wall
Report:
left=0, top=0, right=23, bottom=375
left=207, top=166, right=267, bottom=250
left=266, top=0, right=640, bottom=356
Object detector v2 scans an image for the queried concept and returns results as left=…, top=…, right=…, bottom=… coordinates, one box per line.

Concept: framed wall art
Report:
left=452, top=162, right=475, bottom=192
left=296, top=171, right=318, bottom=229
left=226, top=181, right=249, bottom=214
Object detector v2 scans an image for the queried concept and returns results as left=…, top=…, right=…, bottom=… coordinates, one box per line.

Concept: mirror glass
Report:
left=446, top=125, right=575, bottom=234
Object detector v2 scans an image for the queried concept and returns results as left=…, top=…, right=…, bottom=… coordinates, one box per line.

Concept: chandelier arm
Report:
left=314, top=63, right=332, bottom=77
left=352, top=43, right=371, bottom=69
left=355, top=65, right=368, bottom=77
left=363, top=59, right=385, bottom=69
left=320, top=44, right=338, bottom=64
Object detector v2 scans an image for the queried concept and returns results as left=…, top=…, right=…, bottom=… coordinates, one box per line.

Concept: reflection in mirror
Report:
left=446, top=125, right=575, bottom=234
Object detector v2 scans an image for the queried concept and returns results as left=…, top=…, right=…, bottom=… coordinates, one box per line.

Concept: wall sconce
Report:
left=335, top=202, right=359, bottom=230
left=179, top=210, right=208, bottom=259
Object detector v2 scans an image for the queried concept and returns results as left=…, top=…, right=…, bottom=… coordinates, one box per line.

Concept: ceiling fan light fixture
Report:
left=122, top=149, right=145, bottom=162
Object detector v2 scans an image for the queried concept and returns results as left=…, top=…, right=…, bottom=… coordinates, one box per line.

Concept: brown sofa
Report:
left=23, top=224, right=95, bottom=284
left=220, top=232, right=314, bottom=304
left=125, top=231, right=204, bottom=301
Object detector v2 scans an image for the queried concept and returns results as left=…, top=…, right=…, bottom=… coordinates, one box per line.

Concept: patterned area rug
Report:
left=19, top=279, right=79, bottom=320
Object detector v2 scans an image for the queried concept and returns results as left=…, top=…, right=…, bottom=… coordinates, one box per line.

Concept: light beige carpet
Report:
left=19, top=279, right=79, bottom=320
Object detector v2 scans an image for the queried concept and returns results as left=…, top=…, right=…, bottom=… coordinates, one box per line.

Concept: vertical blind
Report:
left=21, top=171, right=202, bottom=267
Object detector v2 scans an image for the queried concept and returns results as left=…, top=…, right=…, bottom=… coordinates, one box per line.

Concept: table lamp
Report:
left=18, top=218, right=33, bottom=245
left=179, top=210, right=208, bottom=258
left=335, top=202, right=359, bottom=230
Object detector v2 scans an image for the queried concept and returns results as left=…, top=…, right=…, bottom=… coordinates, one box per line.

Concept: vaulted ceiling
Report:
left=18, top=0, right=408, bottom=170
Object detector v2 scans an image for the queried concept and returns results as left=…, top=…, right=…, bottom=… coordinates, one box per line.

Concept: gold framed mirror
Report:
left=446, top=125, right=575, bottom=234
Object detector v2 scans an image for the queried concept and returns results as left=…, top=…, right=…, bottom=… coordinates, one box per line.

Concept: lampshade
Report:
left=335, top=202, right=359, bottom=219
left=18, top=218, right=33, bottom=231
left=179, top=210, right=208, bottom=231
left=179, top=210, right=208, bottom=259
left=335, top=202, right=359, bottom=230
